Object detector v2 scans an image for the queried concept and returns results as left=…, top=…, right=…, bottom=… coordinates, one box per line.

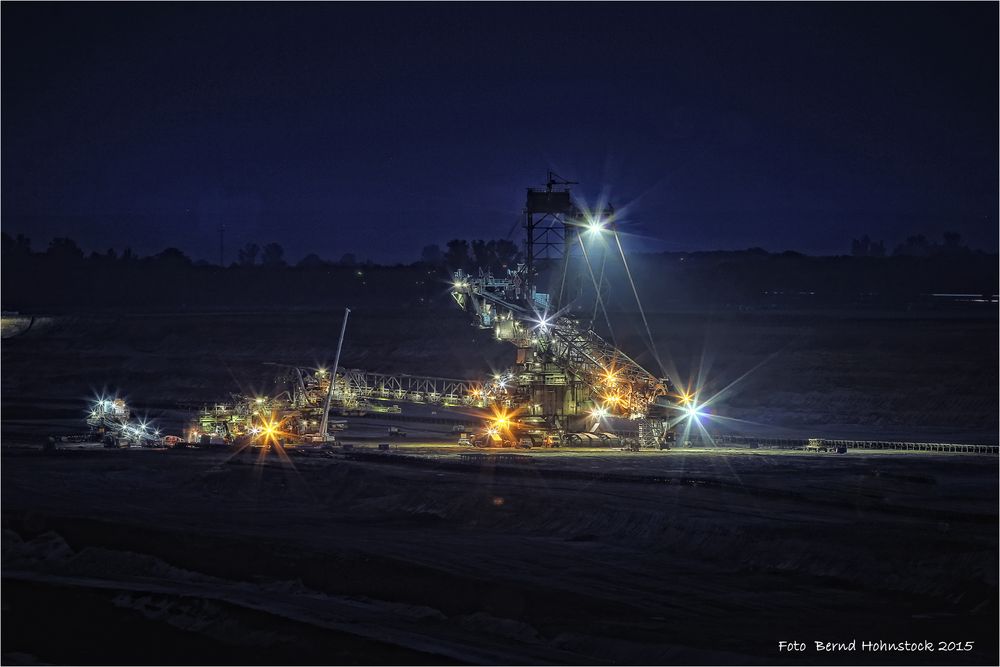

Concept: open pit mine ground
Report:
left=1, top=308, right=997, bottom=665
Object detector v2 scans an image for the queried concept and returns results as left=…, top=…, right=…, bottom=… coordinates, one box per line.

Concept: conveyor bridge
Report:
left=339, top=369, right=484, bottom=407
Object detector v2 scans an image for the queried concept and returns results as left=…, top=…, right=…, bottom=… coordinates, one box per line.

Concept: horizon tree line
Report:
left=1, top=230, right=985, bottom=269
left=1, top=233, right=527, bottom=270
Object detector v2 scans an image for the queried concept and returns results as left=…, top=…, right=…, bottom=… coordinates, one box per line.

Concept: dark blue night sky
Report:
left=3, top=2, right=997, bottom=262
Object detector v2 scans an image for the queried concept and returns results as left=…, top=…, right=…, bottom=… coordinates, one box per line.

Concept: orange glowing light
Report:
left=487, top=405, right=518, bottom=435
left=676, top=388, right=696, bottom=405
left=254, top=413, right=290, bottom=447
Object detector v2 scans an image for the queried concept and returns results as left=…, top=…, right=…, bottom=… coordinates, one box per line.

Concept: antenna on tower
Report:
left=546, top=170, right=578, bottom=192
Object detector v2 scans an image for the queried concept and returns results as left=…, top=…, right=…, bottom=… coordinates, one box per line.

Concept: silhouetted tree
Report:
left=154, top=247, right=192, bottom=266
left=939, top=231, right=971, bottom=256
left=444, top=239, right=470, bottom=270
left=46, top=237, right=84, bottom=262
left=851, top=235, right=885, bottom=257
left=339, top=253, right=357, bottom=266
left=492, top=238, right=521, bottom=267
left=261, top=243, right=285, bottom=266
left=420, top=244, right=443, bottom=265
left=1, top=233, right=32, bottom=256
left=238, top=242, right=260, bottom=266
left=297, top=253, right=327, bottom=268
left=466, top=239, right=522, bottom=271
left=851, top=235, right=870, bottom=257
left=893, top=234, right=931, bottom=257
left=471, top=240, right=491, bottom=268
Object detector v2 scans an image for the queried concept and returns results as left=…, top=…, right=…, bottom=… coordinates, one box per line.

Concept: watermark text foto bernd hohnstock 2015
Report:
left=778, top=640, right=975, bottom=655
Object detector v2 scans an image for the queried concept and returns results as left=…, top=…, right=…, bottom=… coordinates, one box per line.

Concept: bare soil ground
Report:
left=2, top=306, right=997, bottom=664
left=2, top=444, right=996, bottom=665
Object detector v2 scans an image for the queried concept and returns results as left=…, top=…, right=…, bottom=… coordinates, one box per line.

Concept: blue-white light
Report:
left=586, top=218, right=605, bottom=235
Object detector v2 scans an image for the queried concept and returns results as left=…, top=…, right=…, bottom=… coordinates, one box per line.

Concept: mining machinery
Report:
left=189, top=362, right=492, bottom=445
left=189, top=368, right=348, bottom=445
left=87, top=397, right=162, bottom=447
left=183, top=174, right=683, bottom=450
left=450, top=173, right=681, bottom=448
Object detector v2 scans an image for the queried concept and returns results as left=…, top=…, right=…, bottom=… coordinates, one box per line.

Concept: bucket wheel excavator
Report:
left=450, top=173, right=684, bottom=449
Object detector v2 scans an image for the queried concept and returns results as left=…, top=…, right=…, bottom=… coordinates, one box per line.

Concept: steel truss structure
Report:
left=448, top=175, right=680, bottom=447
left=340, top=370, right=483, bottom=406
left=184, top=174, right=679, bottom=449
